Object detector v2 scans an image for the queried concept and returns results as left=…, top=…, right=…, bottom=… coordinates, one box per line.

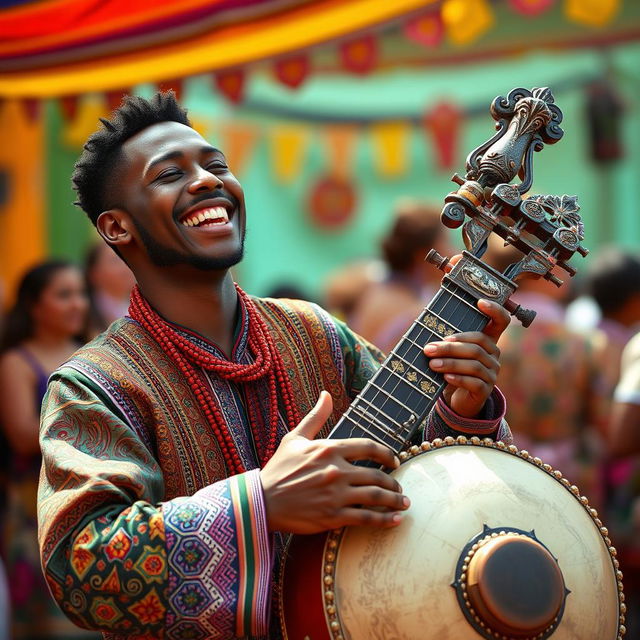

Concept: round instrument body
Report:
left=327, top=441, right=622, bottom=640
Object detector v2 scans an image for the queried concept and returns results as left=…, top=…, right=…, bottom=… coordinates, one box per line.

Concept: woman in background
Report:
left=0, top=260, right=98, bottom=639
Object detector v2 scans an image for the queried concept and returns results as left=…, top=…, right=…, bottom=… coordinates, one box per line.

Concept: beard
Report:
left=133, top=220, right=246, bottom=271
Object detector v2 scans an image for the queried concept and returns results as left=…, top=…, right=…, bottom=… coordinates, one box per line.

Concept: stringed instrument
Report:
left=280, top=87, right=625, bottom=640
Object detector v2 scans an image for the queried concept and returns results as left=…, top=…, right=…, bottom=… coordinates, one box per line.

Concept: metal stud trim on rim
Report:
left=320, top=436, right=626, bottom=640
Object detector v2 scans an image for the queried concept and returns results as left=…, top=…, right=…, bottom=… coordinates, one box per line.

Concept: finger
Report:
left=346, top=467, right=403, bottom=493
left=429, top=357, right=497, bottom=385
left=443, top=373, right=492, bottom=395
left=424, top=338, right=498, bottom=365
left=337, top=507, right=405, bottom=528
left=477, top=298, right=510, bottom=341
left=293, top=391, right=334, bottom=439
left=448, top=253, right=463, bottom=267
left=332, top=438, right=399, bottom=469
left=346, top=486, right=410, bottom=511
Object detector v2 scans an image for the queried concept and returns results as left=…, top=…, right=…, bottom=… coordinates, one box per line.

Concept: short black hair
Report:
left=586, top=248, right=640, bottom=315
left=72, top=91, right=191, bottom=226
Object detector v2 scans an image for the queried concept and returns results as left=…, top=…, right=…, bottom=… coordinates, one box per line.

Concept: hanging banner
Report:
left=308, top=174, right=357, bottom=230
left=508, top=0, right=554, bottom=16
left=323, top=125, right=359, bottom=178
left=217, top=121, right=259, bottom=175
left=565, top=0, right=619, bottom=27
left=404, top=11, right=445, bottom=47
left=340, top=34, right=377, bottom=75
left=441, top=0, right=494, bottom=46
left=62, top=96, right=109, bottom=148
left=59, top=95, right=80, bottom=122
left=20, top=97, right=40, bottom=123
left=268, top=124, right=309, bottom=182
left=423, top=99, right=463, bottom=172
left=215, top=69, right=246, bottom=104
left=370, top=120, right=410, bottom=178
left=157, top=77, right=184, bottom=100
left=274, top=54, right=310, bottom=90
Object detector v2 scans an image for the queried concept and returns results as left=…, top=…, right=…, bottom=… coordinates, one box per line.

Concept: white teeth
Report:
left=182, top=206, right=230, bottom=227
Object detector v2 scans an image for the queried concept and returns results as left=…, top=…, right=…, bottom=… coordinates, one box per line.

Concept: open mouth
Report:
left=181, top=206, right=230, bottom=228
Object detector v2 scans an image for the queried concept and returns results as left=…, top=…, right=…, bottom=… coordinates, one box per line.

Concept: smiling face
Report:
left=100, top=121, right=246, bottom=274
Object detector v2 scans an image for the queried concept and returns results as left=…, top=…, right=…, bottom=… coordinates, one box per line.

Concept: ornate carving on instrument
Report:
left=461, top=264, right=504, bottom=298
left=423, top=313, right=455, bottom=337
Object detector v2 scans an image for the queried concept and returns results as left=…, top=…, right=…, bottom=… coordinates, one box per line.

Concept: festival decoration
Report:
left=423, top=99, right=463, bottom=171
left=404, top=10, right=445, bottom=47
left=268, top=125, right=309, bottom=183
left=105, top=88, right=131, bottom=113
left=307, top=174, right=357, bottom=230
left=340, top=34, right=377, bottom=75
left=508, top=0, right=554, bottom=17
left=370, top=120, right=410, bottom=178
left=157, top=78, right=184, bottom=101
left=273, top=54, right=310, bottom=90
left=565, top=0, right=620, bottom=27
left=216, top=122, right=260, bottom=176
left=214, top=69, right=246, bottom=105
left=585, top=79, right=625, bottom=163
left=322, top=125, right=359, bottom=178
left=441, top=0, right=494, bottom=46
left=59, top=95, right=80, bottom=122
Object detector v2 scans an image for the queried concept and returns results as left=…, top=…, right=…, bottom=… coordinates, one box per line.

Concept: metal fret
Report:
left=439, top=283, right=483, bottom=313
left=352, top=394, right=406, bottom=433
left=339, top=413, right=401, bottom=447
left=346, top=404, right=407, bottom=446
left=368, top=380, right=420, bottom=418
left=385, top=351, right=431, bottom=379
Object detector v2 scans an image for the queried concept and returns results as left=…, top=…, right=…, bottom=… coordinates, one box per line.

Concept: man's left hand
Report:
left=424, top=298, right=510, bottom=418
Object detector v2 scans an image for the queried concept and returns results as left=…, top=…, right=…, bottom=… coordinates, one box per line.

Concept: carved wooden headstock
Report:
left=426, top=87, right=587, bottom=327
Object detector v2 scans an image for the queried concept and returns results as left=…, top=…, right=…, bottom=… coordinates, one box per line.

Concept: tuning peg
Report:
left=504, top=300, right=537, bottom=327
left=425, top=249, right=452, bottom=273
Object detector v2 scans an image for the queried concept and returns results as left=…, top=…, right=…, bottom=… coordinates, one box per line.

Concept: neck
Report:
left=29, top=327, right=77, bottom=350
left=136, top=269, right=239, bottom=355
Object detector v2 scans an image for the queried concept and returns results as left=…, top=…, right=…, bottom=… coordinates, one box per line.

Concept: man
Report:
left=38, top=92, right=511, bottom=639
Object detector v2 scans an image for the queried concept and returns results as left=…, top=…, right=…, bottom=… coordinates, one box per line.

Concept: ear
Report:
left=96, top=209, right=134, bottom=248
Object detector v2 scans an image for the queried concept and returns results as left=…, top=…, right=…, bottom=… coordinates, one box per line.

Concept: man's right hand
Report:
left=259, top=391, right=410, bottom=534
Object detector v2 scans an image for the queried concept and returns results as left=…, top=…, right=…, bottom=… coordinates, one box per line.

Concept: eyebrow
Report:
left=145, top=145, right=223, bottom=174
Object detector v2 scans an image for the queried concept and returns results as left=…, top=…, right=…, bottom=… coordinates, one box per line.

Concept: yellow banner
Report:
left=323, top=124, right=359, bottom=178
left=268, top=125, right=309, bottom=184
left=370, top=121, right=410, bottom=178
left=565, top=0, right=620, bottom=27
left=442, top=0, right=494, bottom=46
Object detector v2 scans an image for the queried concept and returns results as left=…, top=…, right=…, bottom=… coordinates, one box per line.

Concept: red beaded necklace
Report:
left=128, top=284, right=300, bottom=474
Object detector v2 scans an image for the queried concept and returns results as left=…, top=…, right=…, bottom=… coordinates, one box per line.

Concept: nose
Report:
left=188, top=165, right=224, bottom=193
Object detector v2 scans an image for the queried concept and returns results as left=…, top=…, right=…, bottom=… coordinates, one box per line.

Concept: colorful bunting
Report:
left=268, top=124, right=309, bottom=182
left=20, top=97, right=40, bottom=123
left=340, top=34, right=377, bottom=75
left=216, top=122, right=259, bottom=176
left=62, top=96, right=109, bottom=148
left=105, top=88, right=132, bottom=113
left=508, top=0, right=554, bottom=17
left=423, top=99, right=463, bottom=171
left=370, top=120, right=410, bottom=178
left=565, top=0, right=620, bottom=27
left=322, top=125, right=359, bottom=178
left=404, top=11, right=445, bottom=47
left=214, top=69, right=246, bottom=105
left=59, top=94, right=80, bottom=122
left=157, top=78, right=184, bottom=100
left=441, top=0, right=494, bottom=46
left=274, top=54, right=310, bottom=90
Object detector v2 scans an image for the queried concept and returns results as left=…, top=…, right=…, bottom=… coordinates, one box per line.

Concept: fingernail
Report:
left=393, top=456, right=400, bottom=468
left=392, top=513, right=403, bottom=524
left=424, top=344, right=438, bottom=354
left=430, top=359, right=443, bottom=368
left=402, top=496, right=411, bottom=508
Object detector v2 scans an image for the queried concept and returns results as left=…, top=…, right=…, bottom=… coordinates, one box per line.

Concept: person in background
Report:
left=348, top=198, right=455, bottom=353
left=0, top=260, right=97, bottom=639
left=486, top=241, right=603, bottom=504
left=84, top=240, right=136, bottom=338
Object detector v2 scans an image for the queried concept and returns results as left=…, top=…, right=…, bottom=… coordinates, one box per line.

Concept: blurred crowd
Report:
left=2, top=204, right=640, bottom=637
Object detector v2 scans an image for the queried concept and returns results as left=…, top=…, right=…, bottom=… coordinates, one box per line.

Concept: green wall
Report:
left=45, top=41, right=640, bottom=299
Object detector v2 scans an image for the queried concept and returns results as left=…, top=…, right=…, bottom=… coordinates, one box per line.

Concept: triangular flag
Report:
left=322, top=125, right=358, bottom=178
left=442, top=0, right=494, bottom=46
left=565, top=0, right=619, bottom=27
left=340, top=35, right=377, bottom=75
left=62, top=97, right=109, bottom=148
left=59, top=95, right=80, bottom=122
left=274, top=55, right=310, bottom=90
left=404, top=11, right=445, bottom=47
left=370, top=121, right=410, bottom=178
left=20, top=98, right=41, bottom=124
left=423, top=100, right=463, bottom=171
left=217, top=122, right=259, bottom=176
left=268, top=125, right=309, bottom=183
left=215, top=69, right=246, bottom=104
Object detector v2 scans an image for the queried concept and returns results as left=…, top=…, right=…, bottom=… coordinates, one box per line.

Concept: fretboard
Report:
left=329, top=279, right=490, bottom=454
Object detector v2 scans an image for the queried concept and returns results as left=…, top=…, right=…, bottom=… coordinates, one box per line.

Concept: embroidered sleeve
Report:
left=39, top=370, right=271, bottom=639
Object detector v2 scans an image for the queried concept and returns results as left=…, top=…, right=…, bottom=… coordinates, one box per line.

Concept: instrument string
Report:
left=343, top=275, right=488, bottom=450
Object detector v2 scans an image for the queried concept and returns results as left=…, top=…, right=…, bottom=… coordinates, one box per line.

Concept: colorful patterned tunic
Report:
left=38, top=297, right=508, bottom=639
